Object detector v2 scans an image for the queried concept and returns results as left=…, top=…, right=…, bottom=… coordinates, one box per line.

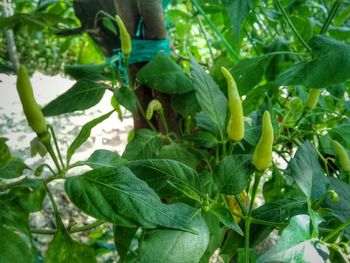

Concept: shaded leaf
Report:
left=140, top=206, right=209, bottom=263
left=191, top=57, right=227, bottom=136
left=45, top=223, right=96, bottom=263
left=65, top=167, right=192, bottom=231
left=222, top=0, right=253, bottom=42
left=287, top=141, right=323, bottom=198
left=158, top=143, right=198, bottom=169
left=66, top=111, right=113, bottom=164
left=0, top=138, right=11, bottom=168
left=114, top=86, right=138, bottom=114
left=257, top=215, right=329, bottom=263
left=213, top=155, right=252, bottom=195
left=64, top=63, right=111, bottom=81
left=42, top=79, right=106, bottom=116
left=76, top=149, right=127, bottom=169
left=172, top=91, right=201, bottom=117
left=277, top=35, right=350, bottom=88
left=0, top=226, right=33, bottom=263
left=209, top=203, right=243, bottom=235
left=0, top=158, right=29, bottom=179
left=137, top=52, right=193, bottom=94
left=127, top=159, right=200, bottom=198
left=122, top=129, right=162, bottom=161
left=113, top=226, right=137, bottom=262
left=182, top=131, right=218, bottom=149
left=231, top=55, right=273, bottom=95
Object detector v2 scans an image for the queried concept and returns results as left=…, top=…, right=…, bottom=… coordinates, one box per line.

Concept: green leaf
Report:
left=199, top=212, right=226, bottom=263
left=231, top=55, right=273, bottom=95
left=66, top=111, right=113, bottom=164
left=277, top=35, right=350, bottom=88
left=182, top=131, right=218, bottom=149
left=0, top=138, right=11, bottom=168
left=222, top=0, right=253, bottom=43
left=64, top=64, right=112, bottom=81
left=196, top=112, right=221, bottom=136
left=137, top=52, right=193, bottom=94
left=257, top=215, right=329, bottom=263
left=252, top=197, right=307, bottom=223
left=114, top=86, right=138, bottom=114
left=45, top=223, right=96, bottom=263
left=127, top=159, right=200, bottom=199
left=209, top=203, right=243, bottom=235
left=251, top=197, right=308, bottom=247
left=30, top=137, right=47, bottom=158
left=140, top=206, right=209, bottom=263
left=76, top=149, right=127, bottom=169
left=42, top=79, right=106, bottom=116
left=0, top=193, right=30, bottom=236
left=213, top=155, right=252, bottom=195
left=323, top=177, right=350, bottom=222
left=329, top=122, right=350, bottom=148
left=158, top=143, right=198, bottom=169
left=0, top=226, right=33, bottom=263
left=65, top=167, right=193, bottom=231
left=287, top=141, right=324, bottom=198
left=0, top=157, right=29, bottom=179
left=282, top=97, right=304, bottom=126
left=10, top=179, right=46, bottom=213
left=113, top=226, right=137, bottom=262
left=237, top=248, right=259, bottom=263
left=122, top=129, right=162, bottom=161
left=172, top=91, right=201, bottom=117
left=191, top=57, right=227, bottom=136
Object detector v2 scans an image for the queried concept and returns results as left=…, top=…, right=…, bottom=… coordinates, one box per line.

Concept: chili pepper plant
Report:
left=1, top=1, right=350, bottom=262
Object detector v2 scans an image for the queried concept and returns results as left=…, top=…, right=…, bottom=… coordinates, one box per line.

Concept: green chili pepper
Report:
left=115, top=15, right=132, bottom=57
left=16, top=65, right=48, bottom=138
left=146, top=99, right=163, bottom=120
left=332, top=140, right=350, bottom=172
left=221, top=67, right=244, bottom=142
left=252, top=111, right=274, bottom=171
left=305, top=88, right=321, bottom=110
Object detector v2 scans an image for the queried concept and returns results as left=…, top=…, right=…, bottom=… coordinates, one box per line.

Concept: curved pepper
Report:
left=252, top=111, right=274, bottom=171
left=221, top=67, right=244, bottom=141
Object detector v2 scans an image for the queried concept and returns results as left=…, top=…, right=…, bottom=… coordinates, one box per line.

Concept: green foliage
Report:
left=1, top=0, right=350, bottom=262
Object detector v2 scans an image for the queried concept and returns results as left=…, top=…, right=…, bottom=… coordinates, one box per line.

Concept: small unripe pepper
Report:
left=115, top=15, right=132, bottom=57
left=146, top=99, right=163, bottom=120
left=16, top=65, right=48, bottom=137
left=332, top=140, right=350, bottom=172
left=221, top=67, right=244, bottom=141
left=252, top=111, right=274, bottom=171
left=305, top=88, right=321, bottom=110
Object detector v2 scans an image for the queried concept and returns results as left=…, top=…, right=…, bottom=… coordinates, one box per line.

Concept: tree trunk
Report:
left=72, top=0, right=177, bottom=132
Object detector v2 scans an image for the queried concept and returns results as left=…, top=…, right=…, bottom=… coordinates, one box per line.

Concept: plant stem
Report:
left=191, top=0, right=240, bottom=61
left=31, top=220, right=107, bottom=235
left=158, top=110, right=169, bottom=135
left=135, top=99, right=157, bottom=132
left=196, top=14, right=215, bottom=61
left=320, top=0, right=343, bottom=34
left=322, top=219, right=350, bottom=243
left=245, top=172, right=263, bottom=263
left=275, top=0, right=312, bottom=54
left=48, top=125, right=65, bottom=170
left=42, top=140, right=62, bottom=176
left=0, top=177, right=27, bottom=191
left=44, top=183, right=61, bottom=223
left=235, top=194, right=248, bottom=216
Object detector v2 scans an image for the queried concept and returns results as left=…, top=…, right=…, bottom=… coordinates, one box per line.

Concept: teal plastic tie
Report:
left=106, top=0, right=171, bottom=85
left=129, top=39, right=170, bottom=64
